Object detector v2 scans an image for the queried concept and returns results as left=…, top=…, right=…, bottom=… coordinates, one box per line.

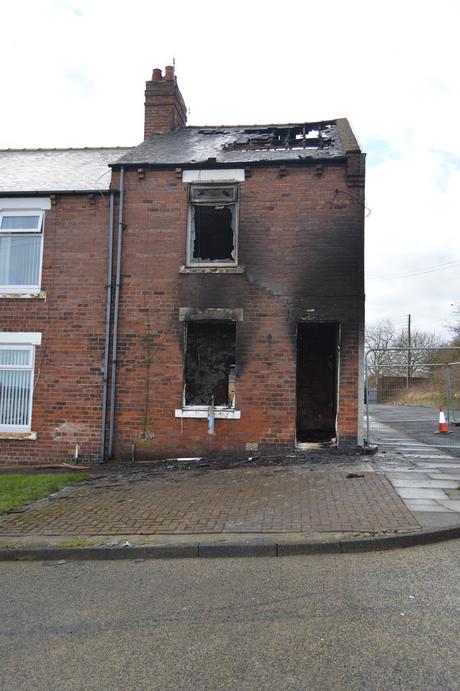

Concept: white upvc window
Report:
left=0, top=198, right=50, bottom=294
left=0, top=345, right=35, bottom=432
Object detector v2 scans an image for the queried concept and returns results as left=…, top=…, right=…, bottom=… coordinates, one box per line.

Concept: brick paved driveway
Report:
left=0, top=464, right=419, bottom=537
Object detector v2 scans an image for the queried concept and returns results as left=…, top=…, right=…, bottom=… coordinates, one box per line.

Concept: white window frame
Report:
left=0, top=209, right=44, bottom=233
left=0, top=198, right=50, bottom=294
left=186, top=183, right=240, bottom=268
left=0, top=344, right=35, bottom=433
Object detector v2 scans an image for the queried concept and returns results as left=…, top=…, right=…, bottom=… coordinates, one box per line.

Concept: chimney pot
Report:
left=152, top=68, right=162, bottom=81
left=164, top=65, right=174, bottom=81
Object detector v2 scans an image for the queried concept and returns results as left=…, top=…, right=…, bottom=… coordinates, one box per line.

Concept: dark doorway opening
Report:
left=296, top=322, right=339, bottom=443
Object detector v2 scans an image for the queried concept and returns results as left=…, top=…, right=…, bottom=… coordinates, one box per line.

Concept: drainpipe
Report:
left=98, top=193, right=115, bottom=463
left=108, top=166, right=125, bottom=459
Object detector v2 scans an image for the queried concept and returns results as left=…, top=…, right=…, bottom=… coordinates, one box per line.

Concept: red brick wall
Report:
left=0, top=195, right=109, bottom=465
left=0, top=161, right=364, bottom=466
left=111, top=163, right=364, bottom=459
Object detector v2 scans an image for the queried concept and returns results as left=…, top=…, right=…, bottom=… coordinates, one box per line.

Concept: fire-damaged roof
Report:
left=115, top=119, right=360, bottom=167
left=0, top=147, right=132, bottom=194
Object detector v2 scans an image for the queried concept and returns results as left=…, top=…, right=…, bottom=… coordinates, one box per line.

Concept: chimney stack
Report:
left=144, top=65, right=187, bottom=139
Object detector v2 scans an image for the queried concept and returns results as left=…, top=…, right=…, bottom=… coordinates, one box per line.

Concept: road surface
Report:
left=1, top=541, right=459, bottom=690
left=367, top=403, right=460, bottom=458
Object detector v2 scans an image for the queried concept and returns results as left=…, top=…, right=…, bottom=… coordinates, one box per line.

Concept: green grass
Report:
left=57, top=537, right=90, bottom=548
left=0, top=473, right=89, bottom=514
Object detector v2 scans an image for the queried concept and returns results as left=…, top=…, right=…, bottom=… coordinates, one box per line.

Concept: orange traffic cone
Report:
left=436, top=405, right=449, bottom=434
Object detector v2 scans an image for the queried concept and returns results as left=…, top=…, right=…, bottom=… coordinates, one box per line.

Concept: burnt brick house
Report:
left=0, top=65, right=365, bottom=465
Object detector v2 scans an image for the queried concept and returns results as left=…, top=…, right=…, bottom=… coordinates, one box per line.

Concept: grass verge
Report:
left=0, top=473, right=89, bottom=514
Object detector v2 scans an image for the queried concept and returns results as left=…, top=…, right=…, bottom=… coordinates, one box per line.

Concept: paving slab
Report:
left=395, top=488, right=448, bottom=500
left=417, top=463, right=460, bottom=469
left=391, top=479, right=460, bottom=489
left=409, top=512, right=460, bottom=528
left=384, top=472, right=432, bottom=481
left=404, top=501, right=453, bottom=513
left=438, top=499, right=460, bottom=511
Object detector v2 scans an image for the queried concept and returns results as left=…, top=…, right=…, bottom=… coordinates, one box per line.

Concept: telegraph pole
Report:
left=406, top=314, right=411, bottom=388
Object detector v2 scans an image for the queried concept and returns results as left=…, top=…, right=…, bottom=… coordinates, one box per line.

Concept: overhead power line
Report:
left=367, top=259, right=460, bottom=282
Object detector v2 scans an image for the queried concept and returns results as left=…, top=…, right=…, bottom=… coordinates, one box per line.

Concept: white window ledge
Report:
left=0, top=431, right=37, bottom=440
left=175, top=408, right=241, bottom=419
left=0, top=332, right=42, bottom=345
left=179, top=265, right=244, bottom=274
left=183, top=169, right=245, bottom=183
left=0, top=291, right=46, bottom=300
left=0, top=197, right=51, bottom=210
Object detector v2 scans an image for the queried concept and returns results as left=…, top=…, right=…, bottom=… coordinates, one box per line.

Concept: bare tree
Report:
left=365, top=319, right=398, bottom=383
left=366, top=319, right=446, bottom=382
left=448, top=304, right=460, bottom=346
left=394, top=328, right=444, bottom=374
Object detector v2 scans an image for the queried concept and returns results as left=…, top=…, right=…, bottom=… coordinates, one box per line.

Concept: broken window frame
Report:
left=186, top=184, right=239, bottom=267
left=181, top=320, right=237, bottom=412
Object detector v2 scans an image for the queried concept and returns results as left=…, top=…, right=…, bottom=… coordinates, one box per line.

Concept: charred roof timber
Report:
left=223, top=125, right=335, bottom=152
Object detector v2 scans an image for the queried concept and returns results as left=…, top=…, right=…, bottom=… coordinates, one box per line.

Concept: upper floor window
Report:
left=187, top=184, right=239, bottom=266
left=0, top=211, right=44, bottom=292
left=0, top=198, right=50, bottom=293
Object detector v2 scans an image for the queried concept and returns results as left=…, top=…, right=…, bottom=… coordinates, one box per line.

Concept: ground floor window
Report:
left=0, top=344, right=35, bottom=431
left=184, top=321, right=236, bottom=407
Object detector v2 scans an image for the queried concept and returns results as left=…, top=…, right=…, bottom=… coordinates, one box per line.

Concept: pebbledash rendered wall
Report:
left=110, top=158, right=365, bottom=460
left=0, top=195, right=110, bottom=464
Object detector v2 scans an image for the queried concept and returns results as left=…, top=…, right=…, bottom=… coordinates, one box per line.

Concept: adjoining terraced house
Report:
left=0, top=65, right=365, bottom=465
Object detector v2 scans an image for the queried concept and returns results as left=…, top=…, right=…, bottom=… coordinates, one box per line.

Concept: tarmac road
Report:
left=367, top=403, right=460, bottom=458
left=1, top=540, right=459, bottom=690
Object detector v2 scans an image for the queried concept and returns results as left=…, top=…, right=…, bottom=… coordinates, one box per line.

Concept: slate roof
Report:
left=0, top=147, right=132, bottom=194
left=116, top=119, right=360, bottom=167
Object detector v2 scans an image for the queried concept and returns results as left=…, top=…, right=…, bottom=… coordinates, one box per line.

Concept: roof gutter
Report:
left=0, top=189, right=117, bottom=197
left=108, top=166, right=125, bottom=459
left=109, top=158, right=348, bottom=171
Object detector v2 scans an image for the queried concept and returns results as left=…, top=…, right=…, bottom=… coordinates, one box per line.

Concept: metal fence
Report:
left=364, top=348, right=460, bottom=452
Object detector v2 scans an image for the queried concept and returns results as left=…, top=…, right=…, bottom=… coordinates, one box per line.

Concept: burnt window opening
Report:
left=188, top=185, right=238, bottom=265
left=184, top=322, right=236, bottom=407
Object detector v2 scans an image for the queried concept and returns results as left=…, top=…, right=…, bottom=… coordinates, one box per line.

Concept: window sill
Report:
left=0, top=431, right=37, bottom=440
left=179, top=266, right=245, bottom=274
left=175, top=408, right=241, bottom=419
left=0, top=291, right=46, bottom=300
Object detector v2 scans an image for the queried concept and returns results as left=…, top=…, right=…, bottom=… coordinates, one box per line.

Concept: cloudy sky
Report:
left=1, top=0, right=459, bottom=339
